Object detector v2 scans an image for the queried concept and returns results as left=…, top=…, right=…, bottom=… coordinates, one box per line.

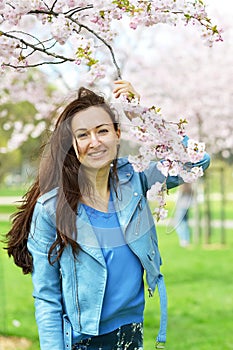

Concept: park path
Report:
left=0, top=196, right=22, bottom=221
left=0, top=196, right=22, bottom=205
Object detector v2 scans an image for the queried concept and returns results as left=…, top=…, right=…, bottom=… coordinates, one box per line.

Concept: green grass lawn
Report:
left=144, top=226, right=233, bottom=350
left=0, top=205, right=18, bottom=214
left=1, top=216, right=233, bottom=350
left=0, top=222, right=40, bottom=350
left=0, top=186, right=26, bottom=197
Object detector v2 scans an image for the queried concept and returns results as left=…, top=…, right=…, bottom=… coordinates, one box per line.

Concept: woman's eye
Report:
left=98, top=129, right=109, bottom=134
left=77, top=132, right=88, bottom=139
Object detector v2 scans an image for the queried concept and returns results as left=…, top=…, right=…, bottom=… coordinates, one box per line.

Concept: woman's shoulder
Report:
left=117, top=157, right=133, bottom=169
left=37, top=187, right=58, bottom=206
left=117, top=157, right=136, bottom=176
left=33, top=187, right=58, bottom=220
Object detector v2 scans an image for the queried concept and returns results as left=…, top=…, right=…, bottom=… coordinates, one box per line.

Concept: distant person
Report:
left=174, top=183, right=193, bottom=247
left=5, top=81, right=210, bottom=350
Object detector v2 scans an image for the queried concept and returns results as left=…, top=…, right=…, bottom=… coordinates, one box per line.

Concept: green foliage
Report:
left=0, top=100, right=37, bottom=131
left=0, top=100, right=44, bottom=184
left=76, top=46, right=99, bottom=66
left=0, top=150, right=22, bottom=183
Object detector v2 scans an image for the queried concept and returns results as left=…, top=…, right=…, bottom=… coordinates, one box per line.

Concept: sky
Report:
left=205, top=0, right=233, bottom=14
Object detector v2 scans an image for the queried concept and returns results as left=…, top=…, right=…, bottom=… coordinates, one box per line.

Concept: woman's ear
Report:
left=116, top=128, right=121, bottom=141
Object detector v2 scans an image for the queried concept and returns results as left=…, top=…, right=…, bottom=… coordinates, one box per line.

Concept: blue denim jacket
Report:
left=27, top=154, right=210, bottom=350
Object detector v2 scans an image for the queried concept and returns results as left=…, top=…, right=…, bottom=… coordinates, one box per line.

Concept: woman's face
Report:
left=71, top=106, right=120, bottom=169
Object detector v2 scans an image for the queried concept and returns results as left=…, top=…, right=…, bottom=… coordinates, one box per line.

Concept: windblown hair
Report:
left=5, top=87, right=119, bottom=274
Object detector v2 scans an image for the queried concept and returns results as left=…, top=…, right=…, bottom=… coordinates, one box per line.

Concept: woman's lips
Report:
left=87, top=149, right=107, bottom=158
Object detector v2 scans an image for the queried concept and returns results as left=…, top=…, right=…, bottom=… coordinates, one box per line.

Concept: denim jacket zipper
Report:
left=74, top=261, right=81, bottom=329
left=124, top=195, right=154, bottom=298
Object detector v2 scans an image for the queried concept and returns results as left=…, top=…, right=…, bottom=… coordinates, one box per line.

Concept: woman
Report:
left=174, top=183, right=194, bottom=247
left=6, top=81, right=210, bottom=350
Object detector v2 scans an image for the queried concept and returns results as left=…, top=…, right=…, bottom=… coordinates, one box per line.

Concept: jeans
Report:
left=72, top=323, right=143, bottom=350
left=175, top=208, right=190, bottom=246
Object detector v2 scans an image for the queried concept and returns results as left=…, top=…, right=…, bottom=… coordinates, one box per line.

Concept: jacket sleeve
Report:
left=27, top=201, right=65, bottom=350
left=141, top=150, right=210, bottom=191
left=166, top=152, right=210, bottom=189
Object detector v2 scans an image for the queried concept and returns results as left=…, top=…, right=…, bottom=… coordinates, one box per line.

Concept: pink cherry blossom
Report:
left=0, top=0, right=223, bottom=219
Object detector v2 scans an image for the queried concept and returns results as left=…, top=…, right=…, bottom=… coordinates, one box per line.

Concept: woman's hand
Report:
left=113, top=80, right=140, bottom=101
left=113, top=80, right=141, bottom=121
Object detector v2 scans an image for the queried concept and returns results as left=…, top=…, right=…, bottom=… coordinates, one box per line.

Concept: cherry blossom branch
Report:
left=3, top=60, right=68, bottom=69
left=120, top=97, right=206, bottom=220
left=41, top=0, right=51, bottom=11
left=64, top=5, right=94, bottom=17
left=27, top=7, right=122, bottom=78
left=69, top=18, right=122, bottom=79
left=6, top=30, right=55, bottom=51
left=51, top=0, right=59, bottom=12
left=0, top=1, right=222, bottom=79
left=1, top=30, right=75, bottom=63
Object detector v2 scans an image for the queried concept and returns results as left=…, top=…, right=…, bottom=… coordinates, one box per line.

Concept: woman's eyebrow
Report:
left=74, top=123, right=111, bottom=133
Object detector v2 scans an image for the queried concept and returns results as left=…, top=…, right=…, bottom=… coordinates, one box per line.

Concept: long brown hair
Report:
left=5, top=87, right=119, bottom=274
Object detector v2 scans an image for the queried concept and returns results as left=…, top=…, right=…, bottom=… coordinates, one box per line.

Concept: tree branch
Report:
left=6, top=30, right=51, bottom=50
left=1, top=31, right=75, bottom=63
left=3, top=60, right=68, bottom=69
left=64, top=5, right=94, bottom=16
left=2, top=4, right=214, bottom=79
left=69, top=18, right=122, bottom=79
left=51, top=0, right=59, bottom=12
left=41, top=0, right=50, bottom=11
left=27, top=7, right=122, bottom=79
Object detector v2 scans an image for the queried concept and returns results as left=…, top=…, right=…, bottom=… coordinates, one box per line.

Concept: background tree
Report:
left=0, top=0, right=223, bottom=154
left=117, top=0, right=232, bottom=159
left=107, top=0, right=232, bottom=238
left=0, top=0, right=224, bottom=217
left=0, top=68, right=64, bottom=182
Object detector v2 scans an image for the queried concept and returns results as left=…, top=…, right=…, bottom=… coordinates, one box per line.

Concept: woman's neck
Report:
left=80, top=165, right=111, bottom=212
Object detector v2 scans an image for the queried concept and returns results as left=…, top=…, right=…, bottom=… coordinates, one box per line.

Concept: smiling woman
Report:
left=5, top=81, right=210, bottom=350
left=72, top=106, right=120, bottom=171
left=71, top=106, right=121, bottom=212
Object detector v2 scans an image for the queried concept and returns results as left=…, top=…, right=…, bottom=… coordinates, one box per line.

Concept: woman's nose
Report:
left=89, top=132, right=100, bottom=147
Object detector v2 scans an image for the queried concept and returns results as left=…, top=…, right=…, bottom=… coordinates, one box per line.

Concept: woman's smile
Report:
left=87, top=149, right=107, bottom=158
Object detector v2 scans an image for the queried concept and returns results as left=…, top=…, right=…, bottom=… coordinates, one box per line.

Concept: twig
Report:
left=28, top=7, right=122, bottom=78
left=64, top=5, right=94, bottom=16
left=4, top=60, right=68, bottom=69
left=69, top=18, right=122, bottom=79
left=51, top=0, right=59, bottom=12
left=1, top=31, right=75, bottom=63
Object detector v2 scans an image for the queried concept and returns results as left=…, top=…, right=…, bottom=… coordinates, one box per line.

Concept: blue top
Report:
left=82, top=193, right=144, bottom=336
